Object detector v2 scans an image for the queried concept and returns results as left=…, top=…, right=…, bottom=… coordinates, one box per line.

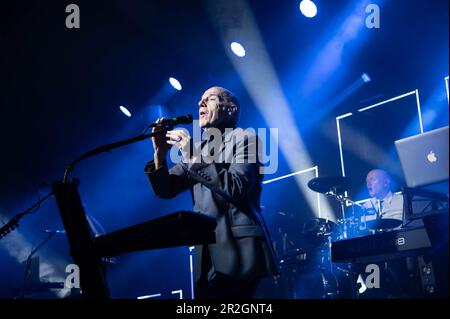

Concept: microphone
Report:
left=42, top=229, right=66, bottom=234
left=149, top=114, right=193, bottom=128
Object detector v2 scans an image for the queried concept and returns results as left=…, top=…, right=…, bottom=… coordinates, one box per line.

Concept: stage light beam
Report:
left=205, top=0, right=335, bottom=220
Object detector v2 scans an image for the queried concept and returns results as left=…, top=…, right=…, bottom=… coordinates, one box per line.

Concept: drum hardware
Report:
left=329, top=192, right=366, bottom=239
left=308, top=176, right=384, bottom=239
left=308, top=176, right=364, bottom=239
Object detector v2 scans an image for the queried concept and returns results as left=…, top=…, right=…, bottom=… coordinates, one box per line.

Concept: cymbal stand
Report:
left=325, top=188, right=364, bottom=239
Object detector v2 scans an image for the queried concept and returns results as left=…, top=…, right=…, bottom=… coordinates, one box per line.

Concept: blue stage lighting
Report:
left=230, top=42, right=246, bottom=57
left=361, top=73, right=371, bottom=83
left=119, top=105, right=131, bottom=117
left=299, top=0, right=317, bottom=18
left=169, top=77, right=182, bottom=91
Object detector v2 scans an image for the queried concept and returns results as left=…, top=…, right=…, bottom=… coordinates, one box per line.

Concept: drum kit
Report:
left=307, top=176, right=401, bottom=238
left=273, top=176, right=402, bottom=299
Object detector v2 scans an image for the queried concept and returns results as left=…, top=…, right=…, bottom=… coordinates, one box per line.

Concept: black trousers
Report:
left=195, top=272, right=261, bottom=299
left=194, top=246, right=260, bottom=299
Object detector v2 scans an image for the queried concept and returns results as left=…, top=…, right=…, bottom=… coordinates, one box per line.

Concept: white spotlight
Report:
left=361, top=73, right=371, bottom=83
left=169, top=77, right=182, bottom=91
left=299, top=0, right=317, bottom=18
left=119, top=105, right=131, bottom=117
left=230, top=42, right=246, bottom=57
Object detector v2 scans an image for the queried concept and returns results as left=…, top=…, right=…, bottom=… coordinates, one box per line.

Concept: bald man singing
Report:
left=144, top=86, right=278, bottom=299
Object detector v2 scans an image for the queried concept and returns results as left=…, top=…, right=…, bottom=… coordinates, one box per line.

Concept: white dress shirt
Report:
left=361, top=191, right=404, bottom=229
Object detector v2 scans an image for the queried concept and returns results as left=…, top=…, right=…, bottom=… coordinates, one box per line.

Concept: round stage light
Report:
left=299, top=0, right=317, bottom=18
left=119, top=105, right=131, bottom=117
left=230, top=42, right=246, bottom=57
left=361, top=73, right=371, bottom=83
left=169, top=77, right=182, bottom=91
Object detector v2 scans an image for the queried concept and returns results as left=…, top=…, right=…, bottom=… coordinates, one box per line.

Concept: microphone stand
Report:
left=63, top=127, right=172, bottom=183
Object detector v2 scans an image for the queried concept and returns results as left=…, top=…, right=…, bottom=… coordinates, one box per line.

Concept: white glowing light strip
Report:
left=336, top=112, right=353, bottom=120
left=189, top=247, right=195, bottom=299
left=171, top=290, right=183, bottom=299
left=445, top=76, right=449, bottom=104
left=263, top=166, right=318, bottom=184
left=336, top=114, right=350, bottom=210
left=415, top=89, right=424, bottom=133
left=315, top=166, right=321, bottom=218
left=357, top=90, right=416, bottom=112
left=336, top=117, right=346, bottom=177
left=137, top=293, right=161, bottom=299
left=335, top=112, right=353, bottom=178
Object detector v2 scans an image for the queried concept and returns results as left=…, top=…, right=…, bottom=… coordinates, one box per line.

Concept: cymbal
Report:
left=366, top=218, right=402, bottom=230
left=307, top=176, right=350, bottom=194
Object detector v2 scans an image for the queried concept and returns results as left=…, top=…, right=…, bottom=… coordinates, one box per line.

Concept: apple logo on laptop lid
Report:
left=427, top=151, right=437, bottom=163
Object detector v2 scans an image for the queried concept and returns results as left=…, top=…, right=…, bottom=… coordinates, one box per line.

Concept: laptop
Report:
left=395, top=126, right=449, bottom=189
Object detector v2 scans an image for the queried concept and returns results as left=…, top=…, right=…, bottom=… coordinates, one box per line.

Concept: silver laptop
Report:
left=395, top=126, right=449, bottom=188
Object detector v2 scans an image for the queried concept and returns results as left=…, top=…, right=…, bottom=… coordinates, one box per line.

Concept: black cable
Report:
left=27, top=182, right=42, bottom=215
left=21, top=230, right=44, bottom=298
left=0, top=191, right=53, bottom=239
left=21, top=232, right=56, bottom=298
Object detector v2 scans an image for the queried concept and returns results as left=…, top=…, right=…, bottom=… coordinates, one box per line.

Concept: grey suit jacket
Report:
left=144, top=128, right=279, bottom=283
